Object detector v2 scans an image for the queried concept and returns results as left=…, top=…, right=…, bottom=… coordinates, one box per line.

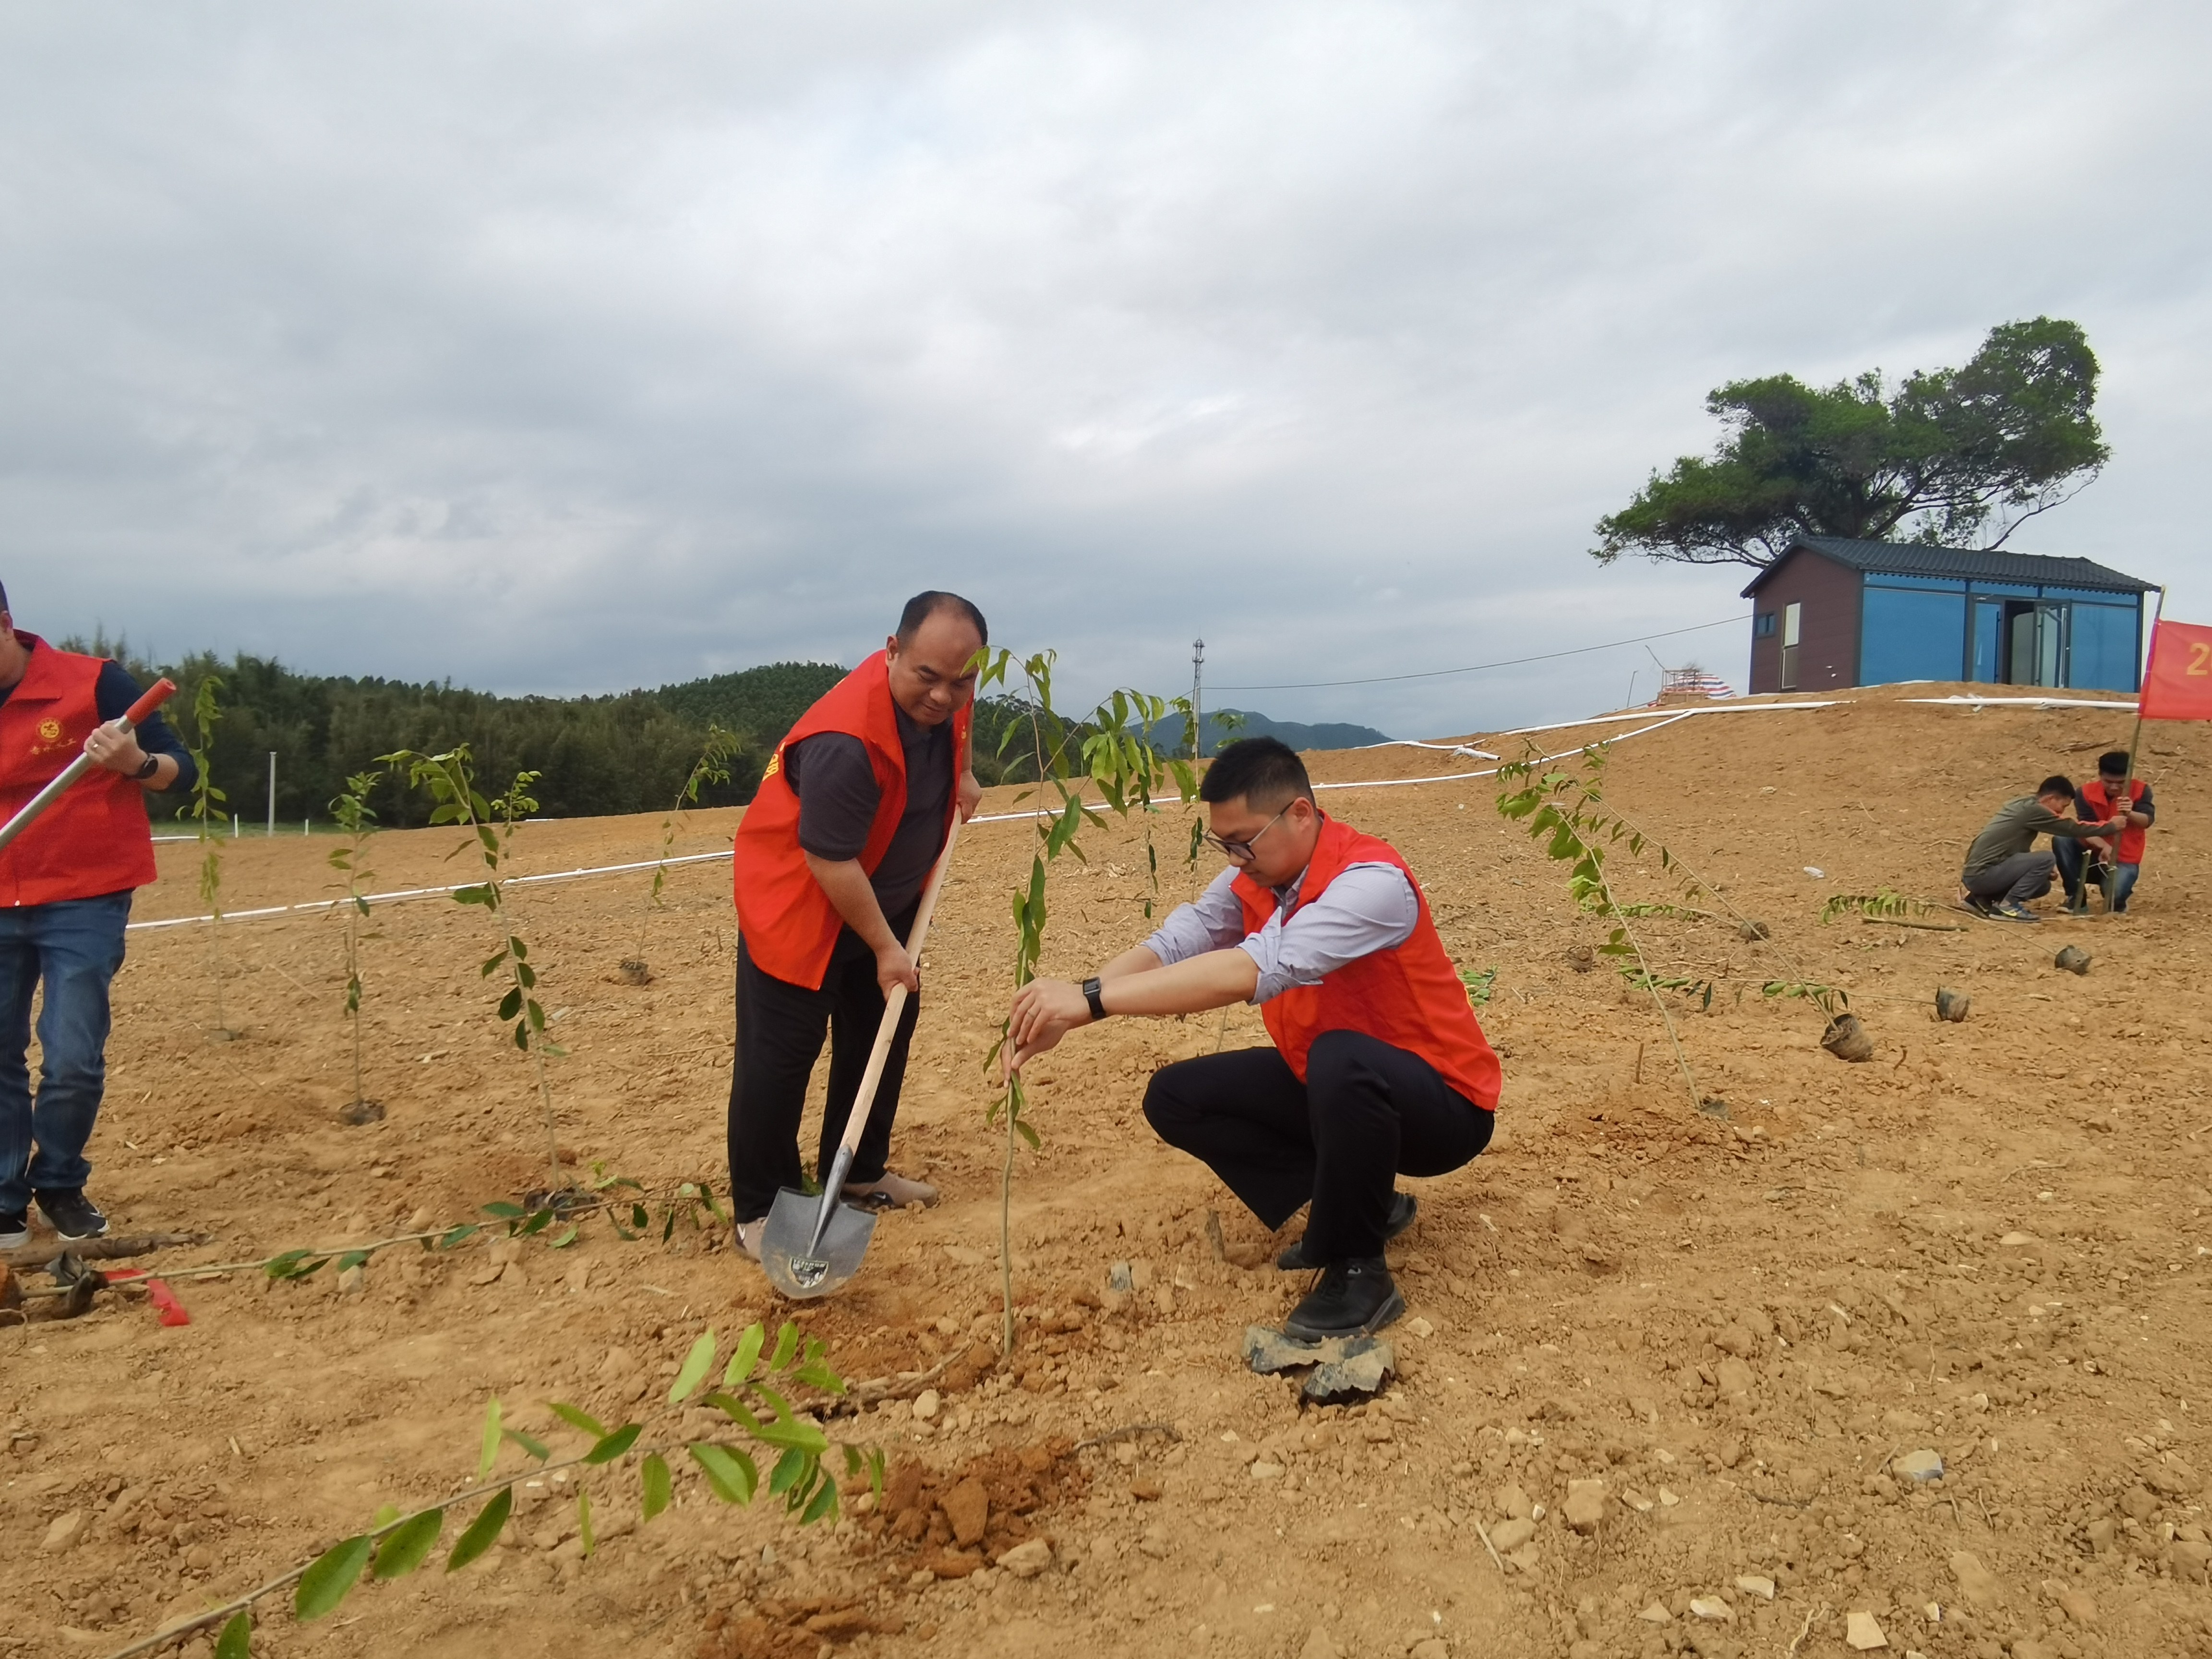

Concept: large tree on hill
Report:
left=1590, top=317, right=2110, bottom=569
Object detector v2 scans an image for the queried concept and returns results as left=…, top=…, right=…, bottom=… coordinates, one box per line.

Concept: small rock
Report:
left=1409, top=1643, right=1448, bottom=1659
left=1563, top=1479, right=1606, bottom=1535
left=1788, top=1466, right=1823, bottom=1499
left=1688, top=1597, right=1733, bottom=1623
left=943, top=1478, right=989, bottom=1548
left=408, top=1207, right=435, bottom=1232
left=1735, top=1575, right=1775, bottom=1600
left=41, top=1509, right=86, bottom=1552
left=1129, top=1479, right=1163, bottom=1501
left=1250, top=1462, right=1285, bottom=1480
left=912, top=1390, right=941, bottom=1422
left=1494, top=1483, right=1532, bottom=1519
left=1845, top=1609, right=1887, bottom=1649
left=1243, top=1326, right=1325, bottom=1374
left=2174, top=1539, right=2212, bottom=1583
left=998, top=1538, right=1052, bottom=1578
left=1637, top=1600, right=1672, bottom=1624
left=1137, top=1526, right=1170, bottom=1560
left=336, top=1265, right=365, bottom=1297
left=1298, top=1629, right=1342, bottom=1659
left=1407, top=1317, right=1434, bottom=1338
left=1301, top=1342, right=1397, bottom=1405
left=1948, top=1549, right=2005, bottom=1608
left=1713, top=1325, right=1758, bottom=1358
left=1892, top=1449, right=1943, bottom=1483
left=2048, top=1584, right=2096, bottom=1625
left=1489, top=1518, right=1535, bottom=1551
left=2011, top=1643, right=2058, bottom=1659
left=1998, top=1231, right=2034, bottom=1247
left=1714, top=1358, right=1755, bottom=1398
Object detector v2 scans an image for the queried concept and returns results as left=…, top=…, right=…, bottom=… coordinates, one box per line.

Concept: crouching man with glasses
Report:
left=1002, top=736, right=1500, bottom=1339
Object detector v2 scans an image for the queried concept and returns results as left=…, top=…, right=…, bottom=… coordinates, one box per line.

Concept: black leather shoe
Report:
left=0, top=1211, right=26, bottom=1251
left=34, top=1189, right=108, bottom=1242
left=1283, top=1257, right=1404, bottom=1340
left=1277, top=1192, right=1418, bottom=1270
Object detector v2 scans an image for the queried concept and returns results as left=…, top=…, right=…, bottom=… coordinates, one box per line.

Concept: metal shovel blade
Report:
left=759, top=1187, right=878, bottom=1300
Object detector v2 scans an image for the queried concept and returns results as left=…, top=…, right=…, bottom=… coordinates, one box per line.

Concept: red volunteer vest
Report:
left=733, top=651, right=971, bottom=990
left=0, top=636, right=158, bottom=908
left=2080, top=778, right=2148, bottom=865
left=1232, top=814, right=1501, bottom=1111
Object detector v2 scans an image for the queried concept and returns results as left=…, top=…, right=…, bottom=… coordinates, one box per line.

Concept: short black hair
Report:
left=2037, top=774, right=2077, bottom=800
left=0, top=579, right=9, bottom=614
left=896, top=591, right=988, bottom=647
left=2097, top=751, right=2130, bottom=779
left=1199, top=734, right=1313, bottom=809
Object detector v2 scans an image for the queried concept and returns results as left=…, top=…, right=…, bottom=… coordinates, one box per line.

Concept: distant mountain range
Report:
left=1149, top=707, right=1392, bottom=756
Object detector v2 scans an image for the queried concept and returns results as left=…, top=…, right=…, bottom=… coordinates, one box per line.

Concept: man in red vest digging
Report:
left=0, top=585, right=197, bottom=1251
left=2056, top=751, right=2154, bottom=915
left=1005, top=736, right=1500, bottom=1339
left=727, top=592, right=985, bottom=1261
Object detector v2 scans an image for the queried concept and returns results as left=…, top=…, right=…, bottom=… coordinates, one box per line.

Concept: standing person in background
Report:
left=0, top=585, right=196, bottom=1250
left=725, top=592, right=985, bottom=1262
left=2058, top=751, right=2155, bottom=915
left=1958, top=774, right=2126, bottom=923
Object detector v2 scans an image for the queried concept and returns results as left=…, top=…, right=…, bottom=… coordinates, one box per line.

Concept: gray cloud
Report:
left=3, top=0, right=2205, bottom=737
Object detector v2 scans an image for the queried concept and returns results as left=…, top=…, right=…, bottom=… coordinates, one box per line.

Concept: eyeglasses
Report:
left=1202, top=806, right=1290, bottom=862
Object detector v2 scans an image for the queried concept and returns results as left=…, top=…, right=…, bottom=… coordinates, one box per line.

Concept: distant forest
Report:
left=60, top=637, right=1241, bottom=826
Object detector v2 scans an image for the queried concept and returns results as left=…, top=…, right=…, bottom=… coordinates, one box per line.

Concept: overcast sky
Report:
left=3, top=1, right=2206, bottom=737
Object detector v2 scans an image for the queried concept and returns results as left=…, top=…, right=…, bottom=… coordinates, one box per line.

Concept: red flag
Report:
left=2140, top=620, right=2212, bottom=721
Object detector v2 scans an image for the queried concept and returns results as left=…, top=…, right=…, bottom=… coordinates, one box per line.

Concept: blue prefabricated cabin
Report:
left=1741, top=535, right=2155, bottom=697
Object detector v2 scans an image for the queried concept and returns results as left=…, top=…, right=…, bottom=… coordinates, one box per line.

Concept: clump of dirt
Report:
left=695, top=1598, right=904, bottom=1659
left=860, top=1438, right=1086, bottom=1578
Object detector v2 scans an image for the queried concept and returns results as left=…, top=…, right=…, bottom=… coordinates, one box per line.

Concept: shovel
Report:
left=0, top=677, right=179, bottom=859
left=760, top=815, right=962, bottom=1300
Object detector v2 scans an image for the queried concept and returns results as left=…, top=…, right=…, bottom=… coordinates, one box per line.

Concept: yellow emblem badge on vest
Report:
left=38, top=718, right=62, bottom=742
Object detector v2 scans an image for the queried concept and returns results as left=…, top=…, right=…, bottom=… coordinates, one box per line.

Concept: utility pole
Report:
left=267, top=751, right=277, bottom=837
left=1191, top=639, right=1205, bottom=760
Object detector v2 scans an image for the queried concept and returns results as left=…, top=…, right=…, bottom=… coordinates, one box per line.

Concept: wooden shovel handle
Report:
left=828, top=815, right=964, bottom=1160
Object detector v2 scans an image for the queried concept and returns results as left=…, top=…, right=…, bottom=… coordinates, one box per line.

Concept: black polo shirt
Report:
left=784, top=702, right=952, bottom=917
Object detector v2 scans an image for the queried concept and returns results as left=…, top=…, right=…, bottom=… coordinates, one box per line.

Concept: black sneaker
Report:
left=1960, top=896, right=1997, bottom=918
left=1277, top=1193, right=1418, bottom=1270
left=1282, top=1257, right=1405, bottom=1340
left=34, top=1189, right=108, bottom=1242
left=0, top=1211, right=26, bottom=1251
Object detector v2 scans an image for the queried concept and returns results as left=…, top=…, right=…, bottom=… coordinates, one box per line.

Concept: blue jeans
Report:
left=0, top=890, right=131, bottom=1215
left=2054, top=841, right=2140, bottom=913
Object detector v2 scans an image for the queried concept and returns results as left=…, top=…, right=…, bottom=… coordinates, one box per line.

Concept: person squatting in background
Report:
left=2057, top=751, right=2154, bottom=915
left=1958, top=774, right=2127, bottom=924
left=0, top=583, right=196, bottom=1250
left=724, top=591, right=986, bottom=1261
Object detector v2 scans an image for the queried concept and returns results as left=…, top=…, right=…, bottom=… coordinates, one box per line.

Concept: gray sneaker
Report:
left=1991, top=903, right=2042, bottom=924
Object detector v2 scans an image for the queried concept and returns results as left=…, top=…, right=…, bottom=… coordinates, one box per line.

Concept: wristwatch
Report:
left=133, top=753, right=160, bottom=780
left=1081, top=976, right=1108, bottom=1022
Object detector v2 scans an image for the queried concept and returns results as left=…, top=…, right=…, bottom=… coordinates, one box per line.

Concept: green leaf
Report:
left=498, top=986, right=523, bottom=1022
left=334, top=1250, right=371, bottom=1273
left=1015, top=1118, right=1041, bottom=1151
left=750, top=1416, right=830, bottom=1456
left=640, top=1453, right=673, bottom=1520
left=214, top=1611, right=252, bottom=1659
left=577, top=1489, right=595, bottom=1559
left=295, top=1535, right=373, bottom=1620
left=482, top=1201, right=526, bottom=1220
left=585, top=1424, right=642, bottom=1465
left=690, top=1443, right=757, bottom=1504
left=438, top=1224, right=481, bottom=1250
left=547, top=1223, right=579, bottom=1249
left=515, top=961, right=537, bottom=990
left=723, top=1322, right=765, bottom=1388
left=445, top=1487, right=512, bottom=1572
left=547, top=1403, right=607, bottom=1439
left=263, top=1249, right=316, bottom=1280
left=800, top=1474, right=840, bottom=1525
left=670, top=1330, right=717, bottom=1403
left=791, top=1361, right=846, bottom=1395
left=517, top=1208, right=554, bottom=1238
left=371, top=1508, right=445, bottom=1579
left=768, top=1321, right=799, bottom=1372
left=705, top=1391, right=762, bottom=1434
left=477, top=1397, right=503, bottom=1480
left=502, top=1427, right=551, bottom=1461
left=767, top=1445, right=807, bottom=1496
left=509, top=935, right=528, bottom=959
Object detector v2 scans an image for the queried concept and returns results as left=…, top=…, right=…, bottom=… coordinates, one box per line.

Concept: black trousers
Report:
left=1141, top=1030, right=1493, bottom=1262
left=727, top=905, right=921, bottom=1223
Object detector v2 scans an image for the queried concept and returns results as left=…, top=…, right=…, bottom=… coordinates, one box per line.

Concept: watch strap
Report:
left=134, top=753, right=161, bottom=780
left=1081, top=976, right=1108, bottom=1021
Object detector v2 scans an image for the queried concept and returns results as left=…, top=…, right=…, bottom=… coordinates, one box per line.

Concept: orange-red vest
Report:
left=1232, top=814, right=1501, bottom=1110
left=733, top=651, right=971, bottom=990
left=0, top=636, right=158, bottom=907
left=2080, top=777, right=2148, bottom=865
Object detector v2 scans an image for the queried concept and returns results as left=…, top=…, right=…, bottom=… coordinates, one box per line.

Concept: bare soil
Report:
left=5, top=682, right=2212, bottom=1659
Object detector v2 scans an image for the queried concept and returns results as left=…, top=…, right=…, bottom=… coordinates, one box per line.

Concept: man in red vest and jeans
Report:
left=1006, top=736, right=1501, bottom=1339
left=727, top=592, right=985, bottom=1261
left=2056, top=751, right=2154, bottom=915
left=0, top=585, right=196, bottom=1250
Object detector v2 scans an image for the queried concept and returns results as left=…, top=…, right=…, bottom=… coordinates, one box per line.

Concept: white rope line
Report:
left=113, top=696, right=1894, bottom=934
left=1902, top=695, right=2139, bottom=710
left=1358, top=739, right=1501, bottom=758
